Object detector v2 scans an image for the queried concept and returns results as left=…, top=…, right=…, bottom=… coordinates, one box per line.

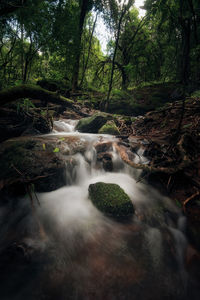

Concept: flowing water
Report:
left=0, top=119, right=199, bottom=300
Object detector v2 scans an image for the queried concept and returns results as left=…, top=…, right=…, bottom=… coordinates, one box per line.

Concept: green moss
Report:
left=191, top=90, right=200, bottom=98
left=88, top=182, right=134, bottom=220
left=0, top=84, right=73, bottom=106
left=0, top=138, right=67, bottom=193
left=98, top=120, right=120, bottom=135
left=76, top=113, right=111, bottom=133
left=0, top=140, right=37, bottom=180
left=105, top=82, right=186, bottom=116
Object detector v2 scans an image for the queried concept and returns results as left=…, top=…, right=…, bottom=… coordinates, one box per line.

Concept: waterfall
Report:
left=0, top=118, right=197, bottom=300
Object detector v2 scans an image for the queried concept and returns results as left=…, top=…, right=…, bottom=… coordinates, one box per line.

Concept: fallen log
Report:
left=0, top=84, right=74, bottom=107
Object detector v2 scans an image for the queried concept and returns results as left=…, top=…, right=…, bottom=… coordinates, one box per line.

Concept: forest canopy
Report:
left=0, top=0, right=200, bottom=96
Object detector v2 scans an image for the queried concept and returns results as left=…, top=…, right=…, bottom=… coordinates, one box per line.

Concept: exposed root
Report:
left=183, top=191, right=200, bottom=212
left=114, top=134, right=194, bottom=175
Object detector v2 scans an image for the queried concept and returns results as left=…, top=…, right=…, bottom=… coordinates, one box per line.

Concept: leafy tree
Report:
left=102, top=0, right=134, bottom=108
left=143, top=0, right=200, bottom=85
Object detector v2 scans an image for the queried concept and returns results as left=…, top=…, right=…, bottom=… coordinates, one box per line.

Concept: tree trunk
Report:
left=23, top=37, right=33, bottom=83
left=122, top=72, right=129, bottom=90
left=179, top=0, right=191, bottom=85
left=71, top=0, right=89, bottom=91
left=23, top=57, right=29, bottom=83
left=20, top=23, right=24, bottom=80
left=80, top=12, right=98, bottom=88
left=105, top=9, right=126, bottom=110
left=187, top=0, right=198, bottom=44
left=180, top=18, right=191, bottom=84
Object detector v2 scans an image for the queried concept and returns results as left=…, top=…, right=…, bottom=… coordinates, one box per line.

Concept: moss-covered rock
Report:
left=98, top=120, right=120, bottom=135
left=75, top=113, right=111, bottom=133
left=0, top=138, right=66, bottom=194
left=0, top=104, right=51, bottom=143
left=88, top=182, right=134, bottom=220
left=0, top=135, right=88, bottom=195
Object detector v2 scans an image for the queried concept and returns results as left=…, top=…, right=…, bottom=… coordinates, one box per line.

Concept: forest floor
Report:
left=131, top=98, right=200, bottom=204
left=72, top=82, right=191, bottom=116
left=67, top=95, right=200, bottom=252
left=65, top=94, right=200, bottom=229
left=113, top=97, right=200, bottom=252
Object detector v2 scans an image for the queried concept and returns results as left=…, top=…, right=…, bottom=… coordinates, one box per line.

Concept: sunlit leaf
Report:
left=53, top=147, right=60, bottom=153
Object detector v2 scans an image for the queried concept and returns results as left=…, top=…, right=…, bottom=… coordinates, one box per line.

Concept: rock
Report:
left=0, top=105, right=51, bottom=143
left=62, top=109, right=81, bottom=120
left=185, top=245, right=200, bottom=278
left=97, top=153, right=113, bottom=172
left=21, top=126, right=41, bottom=136
left=37, top=79, right=70, bottom=97
left=75, top=113, right=111, bottom=133
left=88, top=182, right=134, bottom=220
left=0, top=135, right=88, bottom=194
left=98, top=120, right=120, bottom=135
left=0, top=138, right=65, bottom=194
left=102, top=155, right=113, bottom=172
left=94, top=141, right=113, bottom=153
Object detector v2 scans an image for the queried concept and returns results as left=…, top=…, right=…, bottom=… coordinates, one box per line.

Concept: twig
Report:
left=167, top=175, right=172, bottom=189
left=11, top=165, right=46, bottom=240
left=136, top=172, right=149, bottom=183
left=11, top=164, right=55, bottom=183
left=183, top=191, right=200, bottom=212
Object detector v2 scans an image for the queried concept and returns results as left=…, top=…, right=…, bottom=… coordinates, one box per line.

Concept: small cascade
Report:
left=53, top=119, right=78, bottom=132
left=0, top=118, right=198, bottom=300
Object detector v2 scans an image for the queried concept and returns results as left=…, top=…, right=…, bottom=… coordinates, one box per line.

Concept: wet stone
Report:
left=88, top=182, right=134, bottom=220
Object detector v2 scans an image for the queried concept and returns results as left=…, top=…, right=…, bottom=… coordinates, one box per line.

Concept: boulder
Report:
left=88, top=182, right=134, bottom=220
left=98, top=120, right=120, bottom=135
left=75, top=113, right=111, bottom=133
left=0, top=135, right=88, bottom=194
left=0, top=105, right=51, bottom=143
left=94, top=141, right=113, bottom=153
left=0, top=138, right=65, bottom=194
left=97, top=153, right=113, bottom=172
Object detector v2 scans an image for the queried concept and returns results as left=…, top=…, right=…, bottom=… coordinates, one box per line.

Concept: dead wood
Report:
left=114, top=134, right=194, bottom=175
left=183, top=191, right=200, bottom=212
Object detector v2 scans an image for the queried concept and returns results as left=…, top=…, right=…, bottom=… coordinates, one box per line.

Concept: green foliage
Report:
left=0, top=0, right=199, bottom=95
left=191, top=90, right=200, bottom=98
left=53, top=147, right=60, bottom=153
left=17, top=97, right=35, bottom=113
left=175, top=199, right=182, bottom=208
left=183, top=123, right=192, bottom=129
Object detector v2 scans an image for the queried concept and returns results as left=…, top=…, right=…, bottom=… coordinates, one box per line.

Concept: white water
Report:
left=40, top=120, right=188, bottom=280
left=0, top=118, right=193, bottom=300
left=41, top=118, right=187, bottom=248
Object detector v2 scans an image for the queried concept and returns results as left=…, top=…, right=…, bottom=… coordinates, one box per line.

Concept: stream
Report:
left=0, top=119, right=199, bottom=300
